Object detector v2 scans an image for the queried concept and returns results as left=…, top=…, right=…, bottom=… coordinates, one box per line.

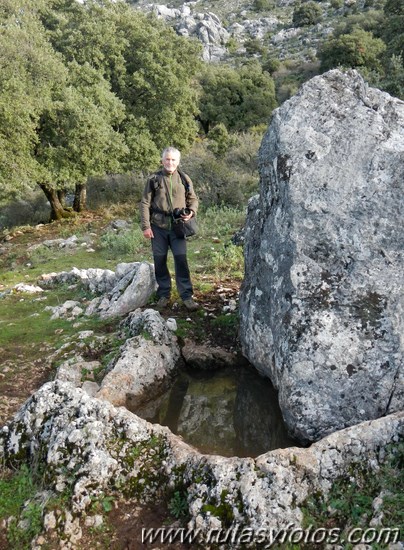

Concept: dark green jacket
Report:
left=140, top=168, right=198, bottom=231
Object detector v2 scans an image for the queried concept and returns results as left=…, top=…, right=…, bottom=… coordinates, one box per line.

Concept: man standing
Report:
left=140, top=147, right=199, bottom=311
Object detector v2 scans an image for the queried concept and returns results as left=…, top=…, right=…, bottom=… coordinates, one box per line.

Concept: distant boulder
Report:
left=240, top=69, right=404, bottom=443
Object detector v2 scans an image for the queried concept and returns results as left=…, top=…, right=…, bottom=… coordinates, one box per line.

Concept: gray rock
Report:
left=55, top=358, right=101, bottom=386
left=166, top=317, right=177, bottom=331
left=56, top=358, right=84, bottom=386
left=81, top=381, right=100, bottom=397
left=96, top=262, right=156, bottom=319
left=182, top=339, right=237, bottom=370
left=41, top=262, right=156, bottom=318
left=108, top=219, right=132, bottom=231
left=0, top=381, right=402, bottom=547
left=240, top=69, right=404, bottom=443
left=13, top=283, right=44, bottom=294
left=45, top=300, right=83, bottom=320
left=40, top=266, right=116, bottom=294
left=229, top=17, right=279, bottom=40
left=231, top=226, right=245, bottom=246
left=271, top=27, right=301, bottom=44
left=97, top=309, right=180, bottom=408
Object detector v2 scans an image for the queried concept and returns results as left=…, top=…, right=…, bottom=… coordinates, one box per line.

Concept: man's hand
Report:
left=181, top=210, right=194, bottom=222
left=143, top=228, right=154, bottom=239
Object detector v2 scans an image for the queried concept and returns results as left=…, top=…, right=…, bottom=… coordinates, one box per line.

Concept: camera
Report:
left=173, top=207, right=191, bottom=219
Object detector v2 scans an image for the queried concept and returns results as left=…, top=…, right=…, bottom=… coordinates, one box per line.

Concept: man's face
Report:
left=162, top=152, right=180, bottom=174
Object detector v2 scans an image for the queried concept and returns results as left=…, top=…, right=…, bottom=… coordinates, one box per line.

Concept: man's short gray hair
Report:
left=162, top=146, right=181, bottom=160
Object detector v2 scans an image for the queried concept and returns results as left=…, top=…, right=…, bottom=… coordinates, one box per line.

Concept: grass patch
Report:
left=197, top=205, right=245, bottom=240
left=212, top=312, right=239, bottom=339
left=98, top=226, right=148, bottom=259
left=209, top=244, right=244, bottom=280
left=0, top=293, right=74, bottom=352
left=301, top=442, right=404, bottom=548
left=0, top=465, right=43, bottom=550
left=0, top=285, right=121, bottom=362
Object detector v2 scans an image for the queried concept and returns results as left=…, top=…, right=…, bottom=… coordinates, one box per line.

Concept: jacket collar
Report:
left=162, top=168, right=177, bottom=177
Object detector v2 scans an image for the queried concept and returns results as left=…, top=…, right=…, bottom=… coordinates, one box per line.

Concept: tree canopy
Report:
left=0, top=0, right=65, bottom=201
left=197, top=61, right=277, bottom=134
left=382, top=0, right=404, bottom=63
left=292, top=2, right=323, bottom=27
left=39, top=0, right=202, bottom=170
left=319, top=28, right=386, bottom=73
left=0, top=0, right=202, bottom=217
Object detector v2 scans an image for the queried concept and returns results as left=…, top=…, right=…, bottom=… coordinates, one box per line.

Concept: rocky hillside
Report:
left=128, top=0, right=381, bottom=62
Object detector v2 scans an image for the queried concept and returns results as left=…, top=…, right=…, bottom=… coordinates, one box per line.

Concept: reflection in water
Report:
left=134, top=365, right=299, bottom=458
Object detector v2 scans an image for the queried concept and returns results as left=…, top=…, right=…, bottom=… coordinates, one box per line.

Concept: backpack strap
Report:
left=150, top=169, right=190, bottom=197
left=177, top=168, right=190, bottom=193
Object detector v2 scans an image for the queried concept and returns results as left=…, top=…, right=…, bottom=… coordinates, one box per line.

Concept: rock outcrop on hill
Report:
left=240, top=69, right=404, bottom=443
left=143, top=3, right=280, bottom=61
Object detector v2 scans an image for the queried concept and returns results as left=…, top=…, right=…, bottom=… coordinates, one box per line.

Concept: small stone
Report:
left=44, top=511, right=57, bottom=531
left=166, top=318, right=177, bottom=331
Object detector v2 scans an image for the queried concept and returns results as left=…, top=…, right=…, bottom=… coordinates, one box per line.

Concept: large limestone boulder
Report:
left=240, top=69, right=404, bottom=443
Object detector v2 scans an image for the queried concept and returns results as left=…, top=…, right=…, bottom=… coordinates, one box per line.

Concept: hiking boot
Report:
left=183, top=298, right=199, bottom=311
left=156, top=297, right=170, bottom=308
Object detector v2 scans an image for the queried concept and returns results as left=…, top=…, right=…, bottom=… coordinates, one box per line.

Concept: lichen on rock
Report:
left=240, top=69, right=404, bottom=443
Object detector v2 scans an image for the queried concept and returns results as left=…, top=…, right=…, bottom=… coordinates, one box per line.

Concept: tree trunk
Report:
left=57, top=188, right=67, bottom=207
left=73, top=183, right=87, bottom=212
left=38, top=183, right=75, bottom=221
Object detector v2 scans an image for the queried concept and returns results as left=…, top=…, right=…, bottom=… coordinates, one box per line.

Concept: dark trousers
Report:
left=151, top=224, right=193, bottom=301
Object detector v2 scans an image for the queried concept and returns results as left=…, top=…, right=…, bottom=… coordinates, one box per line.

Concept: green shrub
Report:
left=253, top=0, right=274, bottom=11
left=292, top=2, right=323, bottom=26
left=168, top=491, right=188, bottom=518
left=197, top=206, right=246, bottom=240
left=319, top=28, right=386, bottom=73
left=87, top=172, right=146, bottom=209
left=182, top=137, right=260, bottom=209
left=99, top=226, right=146, bottom=258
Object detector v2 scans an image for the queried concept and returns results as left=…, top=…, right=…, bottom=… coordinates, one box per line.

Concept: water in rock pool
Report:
left=133, top=364, right=300, bottom=457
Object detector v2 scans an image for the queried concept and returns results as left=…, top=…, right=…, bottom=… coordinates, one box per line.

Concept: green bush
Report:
left=207, top=124, right=238, bottom=158
left=87, top=172, right=146, bottom=209
left=253, top=0, right=274, bottom=11
left=182, top=137, right=260, bottom=209
left=319, top=28, right=386, bottom=73
left=378, top=54, right=404, bottom=99
left=197, top=61, right=277, bottom=133
left=292, top=2, right=323, bottom=27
